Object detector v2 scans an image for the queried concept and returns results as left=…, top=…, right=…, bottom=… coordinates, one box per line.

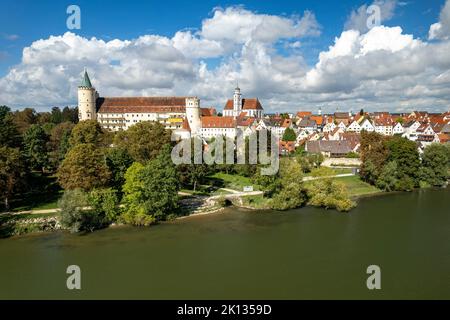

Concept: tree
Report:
left=88, top=188, right=120, bottom=222
left=57, top=143, right=111, bottom=191
left=69, top=120, right=107, bottom=147
left=270, top=158, right=307, bottom=210
left=385, top=135, right=420, bottom=186
left=359, top=131, right=389, bottom=183
left=49, top=122, right=75, bottom=168
left=376, top=161, right=398, bottom=191
left=13, top=108, right=38, bottom=133
left=307, top=178, right=355, bottom=212
left=23, top=124, right=50, bottom=172
left=59, top=189, right=114, bottom=233
left=122, top=145, right=179, bottom=225
left=50, top=107, right=63, bottom=124
left=113, top=121, right=171, bottom=163
left=0, top=106, right=21, bottom=148
left=420, top=143, right=449, bottom=187
left=0, top=146, right=27, bottom=210
left=105, top=147, right=134, bottom=193
left=177, top=137, right=210, bottom=191
left=282, top=127, right=297, bottom=142
left=61, top=106, right=78, bottom=123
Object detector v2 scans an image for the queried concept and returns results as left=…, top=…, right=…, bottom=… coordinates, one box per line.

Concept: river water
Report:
left=0, top=188, right=449, bottom=299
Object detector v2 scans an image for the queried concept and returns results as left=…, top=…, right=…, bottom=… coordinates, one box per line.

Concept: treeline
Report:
left=0, top=105, right=79, bottom=209
left=360, top=131, right=450, bottom=191
left=1, top=107, right=356, bottom=234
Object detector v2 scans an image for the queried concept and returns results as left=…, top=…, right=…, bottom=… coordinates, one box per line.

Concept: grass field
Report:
left=333, top=175, right=382, bottom=197
left=207, top=172, right=258, bottom=191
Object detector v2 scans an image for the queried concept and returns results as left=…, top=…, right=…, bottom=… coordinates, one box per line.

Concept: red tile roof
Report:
left=97, top=97, right=188, bottom=113
left=296, top=111, right=312, bottom=118
left=201, top=107, right=217, bottom=116
left=201, top=116, right=236, bottom=128
left=224, top=98, right=263, bottom=110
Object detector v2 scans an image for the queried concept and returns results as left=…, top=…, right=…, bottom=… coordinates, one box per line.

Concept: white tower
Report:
left=78, top=69, right=97, bottom=121
left=185, top=97, right=201, bottom=136
left=318, top=107, right=322, bottom=116
left=233, top=85, right=242, bottom=117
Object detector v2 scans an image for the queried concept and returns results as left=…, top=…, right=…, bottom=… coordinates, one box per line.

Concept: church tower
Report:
left=185, top=97, right=201, bottom=136
left=78, top=69, right=97, bottom=121
left=233, top=85, right=242, bottom=117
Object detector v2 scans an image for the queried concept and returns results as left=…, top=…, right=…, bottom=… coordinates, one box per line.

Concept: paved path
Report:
left=209, top=190, right=263, bottom=200
left=302, top=173, right=354, bottom=182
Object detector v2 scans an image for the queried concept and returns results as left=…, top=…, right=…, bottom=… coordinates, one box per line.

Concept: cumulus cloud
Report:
left=429, top=0, right=450, bottom=40
left=1, top=5, right=450, bottom=114
left=345, top=0, right=397, bottom=34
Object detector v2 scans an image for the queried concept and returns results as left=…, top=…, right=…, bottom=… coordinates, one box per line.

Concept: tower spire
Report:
left=80, top=68, right=93, bottom=88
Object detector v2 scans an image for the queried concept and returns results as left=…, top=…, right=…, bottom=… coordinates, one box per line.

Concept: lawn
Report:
left=207, top=172, right=258, bottom=191
left=332, top=175, right=382, bottom=197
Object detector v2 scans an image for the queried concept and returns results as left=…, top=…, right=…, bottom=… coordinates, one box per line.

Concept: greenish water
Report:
left=0, top=188, right=449, bottom=299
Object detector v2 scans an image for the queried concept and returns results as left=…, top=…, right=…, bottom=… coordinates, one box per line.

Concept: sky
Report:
left=1, top=0, right=450, bottom=114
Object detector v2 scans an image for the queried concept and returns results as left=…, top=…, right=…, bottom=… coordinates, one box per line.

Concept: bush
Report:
left=88, top=188, right=120, bottom=222
left=59, top=188, right=118, bottom=233
left=307, top=179, right=355, bottom=212
left=59, top=189, right=101, bottom=233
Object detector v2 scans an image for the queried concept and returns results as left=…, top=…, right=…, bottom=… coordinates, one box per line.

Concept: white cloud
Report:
left=345, top=0, right=398, bottom=34
left=429, top=0, right=450, bottom=40
left=1, top=5, right=450, bottom=114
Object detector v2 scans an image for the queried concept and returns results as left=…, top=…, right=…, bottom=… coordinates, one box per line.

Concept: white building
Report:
left=360, top=119, right=375, bottom=132
left=222, top=86, right=264, bottom=118
left=77, top=70, right=264, bottom=141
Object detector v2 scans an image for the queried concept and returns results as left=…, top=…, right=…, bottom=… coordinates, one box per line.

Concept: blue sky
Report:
left=1, top=0, right=449, bottom=113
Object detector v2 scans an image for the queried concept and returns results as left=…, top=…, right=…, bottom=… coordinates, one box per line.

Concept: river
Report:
left=0, top=188, right=449, bottom=299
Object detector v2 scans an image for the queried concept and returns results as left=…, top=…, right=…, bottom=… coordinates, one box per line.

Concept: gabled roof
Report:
left=224, top=98, right=263, bottom=110
left=201, top=107, right=217, bottom=117
left=296, top=111, right=312, bottom=118
left=201, top=116, right=236, bottom=128
left=97, top=97, right=187, bottom=113
left=306, top=140, right=352, bottom=155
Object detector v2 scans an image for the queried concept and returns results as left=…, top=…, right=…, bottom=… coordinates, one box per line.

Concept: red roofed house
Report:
left=223, top=86, right=264, bottom=118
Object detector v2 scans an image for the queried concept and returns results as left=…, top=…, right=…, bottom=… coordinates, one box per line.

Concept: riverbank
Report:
left=1, top=187, right=448, bottom=299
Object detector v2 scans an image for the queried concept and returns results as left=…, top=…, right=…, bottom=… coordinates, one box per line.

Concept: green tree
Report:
left=0, top=146, right=27, bottom=210
left=12, top=108, right=38, bottom=133
left=0, top=106, right=21, bottom=148
left=420, top=143, right=449, bottom=187
left=307, top=178, right=355, bottom=212
left=122, top=145, right=179, bottom=225
left=282, top=127, right=296, bottom=141
left=88, top=188, right=120, bottom=222
left=270, top=158, right=307, bottom=210
left=105, top=147, right=134, bottom=193
left=49, top=122, right=75, bottom=168
left=57, top=143, right=111, bottom=191
left=69, top=120, right=107, bottom=147
left=23, top=124, right=50, bottom=172
left=50, top=107, right=63, bottom=124
left=113, top=121, right=171, bottom=163
left=59, top=189, right=113, bottom=233
left=386, top=135, right=420, bottom=186
left=376, top=161, right=398, bottom=191
left=359, top=131, right=389, bottom=184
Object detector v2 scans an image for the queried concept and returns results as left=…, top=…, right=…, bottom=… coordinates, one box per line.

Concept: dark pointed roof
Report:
left=79, top=69, right=93, bottom=88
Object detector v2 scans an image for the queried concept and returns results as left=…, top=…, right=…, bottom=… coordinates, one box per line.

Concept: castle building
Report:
left=77, top=70, right=264, bottom=139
